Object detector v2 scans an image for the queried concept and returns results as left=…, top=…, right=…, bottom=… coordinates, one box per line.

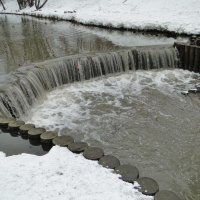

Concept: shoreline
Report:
left=0, top=11, right=193, bottom=38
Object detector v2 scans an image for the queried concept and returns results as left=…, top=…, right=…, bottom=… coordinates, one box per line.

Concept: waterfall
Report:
left=0, top=45, right=179, bottom=118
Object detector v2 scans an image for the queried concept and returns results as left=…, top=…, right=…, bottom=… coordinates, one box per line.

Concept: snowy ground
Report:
left=0, top=146, right=152, bottom=200
left=1, top=0, right=200, bottom=35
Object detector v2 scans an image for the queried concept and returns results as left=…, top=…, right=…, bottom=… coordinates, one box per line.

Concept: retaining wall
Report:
left=174, top=42, right=200, bottom=73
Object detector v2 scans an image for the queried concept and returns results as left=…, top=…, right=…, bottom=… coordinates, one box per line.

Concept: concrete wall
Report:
left=174, top=42, right=200, bottom=73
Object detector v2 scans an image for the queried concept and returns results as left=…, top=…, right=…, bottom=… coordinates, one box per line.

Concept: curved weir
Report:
left=0, top=45, right=178, bottom=118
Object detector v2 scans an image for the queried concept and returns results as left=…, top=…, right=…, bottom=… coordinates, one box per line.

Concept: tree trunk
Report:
left=27, top=0, right=34, bottom=7
left=35, top=0, right=48, bottom=10
left=0, top=0, right=5, bottom=10
left=17, top=0, right=22, bottom=10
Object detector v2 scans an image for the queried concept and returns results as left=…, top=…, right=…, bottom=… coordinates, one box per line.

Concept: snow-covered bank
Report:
left=1, top=0, right=200, bottom=35
left=0, top=146, right=152, bottom=200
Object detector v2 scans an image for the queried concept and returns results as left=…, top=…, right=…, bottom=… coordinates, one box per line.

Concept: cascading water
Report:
left=0, top=45, right=178, bottom=118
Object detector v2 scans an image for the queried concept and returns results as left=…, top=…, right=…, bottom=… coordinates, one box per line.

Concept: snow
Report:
left=1, top=0, right=200, bottom=34
left=0, top=146, right=152, bottom=200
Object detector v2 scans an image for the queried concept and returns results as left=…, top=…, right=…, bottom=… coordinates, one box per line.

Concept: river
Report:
left=0, top=14, right=199, bottom=200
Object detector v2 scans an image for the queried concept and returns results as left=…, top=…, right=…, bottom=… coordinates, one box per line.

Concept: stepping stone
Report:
left=99, top=155, right=120, bottom=169
left=155, top=190, right=181, bottom=200
left=136, top=177, right=159, bottom=196
left=29, top=138, right=41, bottom=146
left=0, top=117, right=16, bottom=128
left=19, top=124, right=35, bottom=134
left=83, top=147, right=104, bottom=160
left=52, top=135, right=74, bottom=147
left=28, top=127, right=46, bottom=139
left=8, top=120, right=25, bottom=132
left=20, top=133, right=28, bottom=140
left=68, top=142, right=88, bottom=153
left=196, top=85, right=200, bottom=93
left=115, top=165, right=139, bottom=183
left=10, top=132, right=18, bottom=137
left=196, top=84, right=200, bottom=89
left=40, top=131, right=58, bottom=144
left=188, top=88, right=197, bottom=93
left=181, top=91, right=188, bottom=95
left=42, top=143, right=53, bottom=152
left=1, top=127, right=10, bottom=133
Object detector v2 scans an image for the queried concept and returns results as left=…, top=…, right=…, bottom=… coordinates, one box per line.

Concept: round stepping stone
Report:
left=99, top=155, right=120, bottom=169
left=188, top=88, right=197, bottom=93
left=68, top=142, right=88, bottom=153
left=28, top=127, right=46, bottom=139
left=20, top=133, right=28, bottom=140
left=196, top=84, right=200, bottom=92
left=29, top=138, right=41, bottom=146
left=42, top=143, right=53, bottom=152
left=8, top=120, right=25, bottom=132
left=10, top=132, right=18, bottom=137
left=19, top=124, right=35, bottom=134
left=83, top=147, right=104, bottom=160
left=181, top=91, right=188, bottom=95
left=1, top=127, right=10, bottom=133
left=136, top=177, right=159, bottom=196
left=155, top=190, right=181, bottom=200
left=52, top=135, right=74, bottom=147
left=40, top=131, right=58, bottom=144
left=0, top=117, right=16, bottom=128
left=115, top=165, right=139, bottom=183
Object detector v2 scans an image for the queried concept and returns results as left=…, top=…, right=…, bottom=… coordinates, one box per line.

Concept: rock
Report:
left=188, top=88, right=197, bottom=93
left=99, top=155, right=120, bottom=169
left=181, top=90, right=189, bottom=95
left=19, top=124, right=35, bottom=134
left=68, top=142, right=88, bottom=153
left=10, top=132, right=18, bottom=137
left=0, top=117, right=16, bottom=128
left=40, top=131, right=58, bottom=145
left=83, top=147, right=104, bottom=160
left=52, top=135, right=74, bottom=147
left=29, top=138, right=41, bottom=146
left=195, top=38, right=200, bottom=46
left=28, top=127, right=46, bottom=140
left=20, top=133, right=28, bottom=140
left=136, top=177, right=159, bottom=196
left=8, top=120, right=25, bottom=132
left=155, top=190, right=182, bottom=200
left=195, top=84, right=200, bottom=92
left=115, top=165, right=139, bottom=183
left=42, top=143, right=53, bottom=152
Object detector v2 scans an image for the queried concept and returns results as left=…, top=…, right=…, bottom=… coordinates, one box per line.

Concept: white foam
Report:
left=27, top=69, right=199, bottom=134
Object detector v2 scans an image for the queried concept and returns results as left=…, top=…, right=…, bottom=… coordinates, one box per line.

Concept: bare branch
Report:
left=0, top=0, right=6, bottom=10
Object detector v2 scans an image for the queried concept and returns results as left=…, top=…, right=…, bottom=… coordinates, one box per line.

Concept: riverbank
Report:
left=1, top=0, right=200, bottom=36
left=0, top=146, right=153, bottom=200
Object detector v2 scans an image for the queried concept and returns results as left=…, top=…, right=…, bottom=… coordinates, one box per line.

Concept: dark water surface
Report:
left=0, top=130, right=46, bottom=156
left=0, top=14, right=185, bottom=76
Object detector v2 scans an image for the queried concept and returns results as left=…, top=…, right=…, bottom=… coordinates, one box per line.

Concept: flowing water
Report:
left=27, top=69, right=200, bottom=200
left=0, top=15, right=185, bottom=75
left=0, top=45, right=178, bottom=117
left=0, top=14, right=199, bottom=200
